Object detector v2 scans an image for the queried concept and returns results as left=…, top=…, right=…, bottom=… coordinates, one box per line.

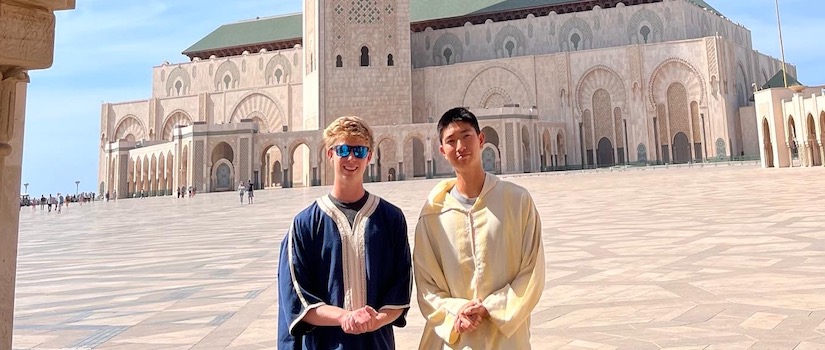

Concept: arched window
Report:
left=360, top=46, right=370, bottom=67
left=443, top=48, right=453, bottom=65
left=387, top=54, right=394, bottom=66
left=274, top=69, right=283, bottom=84
left=570, top=33, right=581, bottom=50
left=640, top=26, right=651, bottom=43
left=174, top=80, right=183, bottom=95
left=336, top=55, right=343, bottom=68
left=223, top=75, right=232, bottom=90
left=505, top=40, right=516, bottom=57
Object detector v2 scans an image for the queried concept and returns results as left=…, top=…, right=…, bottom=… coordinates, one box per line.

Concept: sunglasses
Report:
left=332, top=144, right=370, bottom=159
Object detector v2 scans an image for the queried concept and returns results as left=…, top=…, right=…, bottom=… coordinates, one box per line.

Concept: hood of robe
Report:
left=420, top=172, right=500, bottom=216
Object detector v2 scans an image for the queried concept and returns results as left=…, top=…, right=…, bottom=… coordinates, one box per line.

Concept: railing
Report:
left=538, top=157, right=762, bottom=172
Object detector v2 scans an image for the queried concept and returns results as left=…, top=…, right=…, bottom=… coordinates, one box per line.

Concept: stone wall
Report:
left=410, top=0, right=751, bottom=69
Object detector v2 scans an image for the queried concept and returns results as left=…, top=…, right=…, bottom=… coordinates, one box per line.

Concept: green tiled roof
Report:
left=410, top=0, right=722, bottom=22
left=184, top=1, right=724, bottom=55
left=183, top=13, right=303, bottom=55
left=763, top=70, right=802, bottom=89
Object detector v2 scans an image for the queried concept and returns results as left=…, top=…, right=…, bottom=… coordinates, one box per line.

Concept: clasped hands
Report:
left=454, top=299, right=489, bottom=334
left=339, top=306, right=380, bottom=334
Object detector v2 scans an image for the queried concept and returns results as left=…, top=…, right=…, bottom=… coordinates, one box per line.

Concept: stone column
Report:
left=1, top=2, right=76, bottom=348
left=0, top=66, right=28, bottom=350
left=819, top=143, right=825, bottom=166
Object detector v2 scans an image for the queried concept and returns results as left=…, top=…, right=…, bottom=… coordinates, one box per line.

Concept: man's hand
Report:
left=453, top=300, right=488, bottom=334
left=340, top=306, right=378, bottom=334
left=463, top=299, right=489, bottom=319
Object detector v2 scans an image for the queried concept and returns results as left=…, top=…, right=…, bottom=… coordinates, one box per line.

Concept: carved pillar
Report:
left=1, top=2, right=76, bottom=343
left=0, top=66, right=28, bottom=350
left=820, top=143, right=825, bottom=166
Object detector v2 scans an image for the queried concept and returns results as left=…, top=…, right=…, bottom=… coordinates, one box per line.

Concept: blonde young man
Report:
left=414, top=108, right=546, bottom=349
left=278, top=116, right=412, bottom=350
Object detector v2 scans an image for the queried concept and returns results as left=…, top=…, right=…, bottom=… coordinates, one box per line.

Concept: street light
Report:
left=75, top=180, right=80, bottom=195
left=23, top=183, right=29, bottom=194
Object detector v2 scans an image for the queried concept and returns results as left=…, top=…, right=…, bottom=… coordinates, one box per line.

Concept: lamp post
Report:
left=75, top=181, right=80, bottom=195
left=23, top=183, right=29, bottom=194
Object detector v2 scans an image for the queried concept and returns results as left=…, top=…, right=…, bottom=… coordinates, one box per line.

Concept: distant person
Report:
left=105, top=191, right=110, bottom=202
left=247, top=180, right=254, bottom=204
left=238, top=182, right=246, bottom=204
left=57, top=194, right=64, bottom=214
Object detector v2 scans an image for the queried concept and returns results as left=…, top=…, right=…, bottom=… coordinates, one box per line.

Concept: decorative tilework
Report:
left=667, top=82, right=690, bottom=138
left=240, top=138, right=250, bottom=182
left=193, top=140, right=205, bottom=190
left=593, top=89, right=613, bottom=142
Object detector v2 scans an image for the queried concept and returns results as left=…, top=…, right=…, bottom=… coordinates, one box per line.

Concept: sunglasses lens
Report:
left=334, top=145, right=369, bottom=158
left=335, top=145, right=350, bottom=157
left=353, top=146, right=368, bottom=158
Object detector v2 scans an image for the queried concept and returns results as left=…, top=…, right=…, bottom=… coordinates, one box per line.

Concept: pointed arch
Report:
left=649, top=59, right=706, bottom=110
left=264, top=54, right=292, bottom=85
left=576, top=65, right=627, bottom=114
left=433, top=32, right=463, bottom=65
left=376, top=137, right=398, bottom=182
left=626, top=8, right=664, bottom=44
left=165, top=67, right=191, bottom=96
left=494, top=25, right=528, bottom=57
left=403, top=133, right=427, bottom=178
left=214, top=60, right=241, bottom=90
left=114, top=115, right=147, bottom=142
left=762, top=118, right=774, bottom=168
left=229, top=93, right=285, bottom=133
left=161, top=110, right=192, bottom=141
left=558, top=17, right=593, bottom=51
left=463, top=65, right=534, bottom=108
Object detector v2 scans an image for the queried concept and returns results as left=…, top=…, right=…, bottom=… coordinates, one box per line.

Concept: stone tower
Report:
left=303, top=0, right=413, bottom=130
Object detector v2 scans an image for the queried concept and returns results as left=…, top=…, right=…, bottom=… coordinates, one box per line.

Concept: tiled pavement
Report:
left=13, top=165, right=825, bottom=349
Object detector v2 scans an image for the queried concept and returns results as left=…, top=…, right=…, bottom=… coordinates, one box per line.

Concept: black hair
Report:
left=437, top=107, right=481, bottom=144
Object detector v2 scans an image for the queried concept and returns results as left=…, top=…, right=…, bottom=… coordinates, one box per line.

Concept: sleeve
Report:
left=277, top=218, right=327, bottom=341
left=481, top=193, right=546, bottom=338
left=377, top=212, right=413, bottom=328
left=413, top=216, right=470, bottom=345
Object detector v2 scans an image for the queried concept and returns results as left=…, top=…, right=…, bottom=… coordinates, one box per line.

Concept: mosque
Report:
left=97, top=0, right=794, bottom=197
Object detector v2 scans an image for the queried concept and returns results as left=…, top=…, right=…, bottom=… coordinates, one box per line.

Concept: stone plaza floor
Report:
left=12, top=164, right=825, bottom=349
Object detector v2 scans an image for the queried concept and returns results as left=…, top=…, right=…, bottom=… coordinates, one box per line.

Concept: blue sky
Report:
left=19, top=0, right=823, bottom=196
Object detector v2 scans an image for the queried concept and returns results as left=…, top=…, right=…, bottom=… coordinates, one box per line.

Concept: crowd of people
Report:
left=20, top=192, right=98, bottom=214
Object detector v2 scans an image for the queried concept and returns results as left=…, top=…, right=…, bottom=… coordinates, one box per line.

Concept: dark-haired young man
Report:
left=414, top=107, right=545, bottom=349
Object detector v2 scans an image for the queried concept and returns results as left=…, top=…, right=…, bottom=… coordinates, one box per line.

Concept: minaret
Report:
left=303, top=0, right=413, bottom=129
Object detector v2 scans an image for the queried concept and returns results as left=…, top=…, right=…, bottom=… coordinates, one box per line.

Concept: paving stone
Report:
left=12, top=166, right=825, bottom=349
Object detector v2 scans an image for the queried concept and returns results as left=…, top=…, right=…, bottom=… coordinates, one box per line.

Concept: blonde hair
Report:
left=323, top=116, right=374, bottom=150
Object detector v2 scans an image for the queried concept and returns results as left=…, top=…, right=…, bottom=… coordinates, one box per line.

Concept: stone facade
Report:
left=99, top=0, right=792, bottom=197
